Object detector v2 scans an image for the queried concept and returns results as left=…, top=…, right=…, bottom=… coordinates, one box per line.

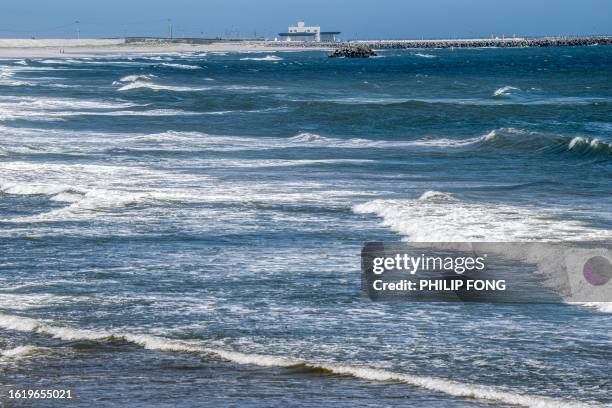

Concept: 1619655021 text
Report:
left=7, top=389, right=73, bottom=399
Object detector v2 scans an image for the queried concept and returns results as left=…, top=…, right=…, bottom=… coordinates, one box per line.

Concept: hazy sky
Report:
left=1, top=0, right=611, bottom=39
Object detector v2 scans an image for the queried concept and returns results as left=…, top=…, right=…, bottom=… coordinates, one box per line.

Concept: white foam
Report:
left=6, top=96, right=137, bottom=110
left=418, top=190, right=457, bottom=201
left=117, top=80, right=210, bottom=92
left=0, top=293, right=74, bottom=311
left=0, top=96, right=147, bottom=121
left=568, top=137, right=612, bottom=151
left=0, top=105, right=195, bottom=121
left=0, top=345, right=46, bottom=358
left=494, top=86, right=519, bottom=97
left=207, top=158, right=373, bottom=169
left=289, top=133, right=333, bottom=143
left=573, top=302, right=612, bottom=314
left=1, top=182, right=85, bottom=198
left=353, top=195, right=611, bottom=242
left=411, top=136, right=484, bottom=147
left=160, top=63, right=202, bottom=70
left=11, top=189, right=156, bottom=222
left=313, top=364, right=593, bottom=408
left=289, top=132, right=488, bottom=149
left=415, top=53, right=437, bottom=58
left=0, top=313, right=595, bottom=408
left=117, top=74, right=156, bottom=82
left=240, top=55, right=283, bottom=61
left=38, top=59, right=68, bottom=65
left=0, top=160, right=189, bottom=222
left=288, top=132, right=406, bottom=148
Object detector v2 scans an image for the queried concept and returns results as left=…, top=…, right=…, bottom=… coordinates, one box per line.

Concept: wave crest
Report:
left=240, top=55, right=283, bottom=61
left=418, top=191, right=457, bottom=201
left=568, top=137, right=612, bottom=155
left=1, top=345, right=48, bottom=358
left=415, top=53, right=437, bottom=59
left=493, top=86, right=519, bottom=97
left=159, top=63, right=202, bottom=70
left=289, top=133, right=330, bottom=143
left=353, top=196, right=610, bottom=242
left=0, top=313, right=597, bottom=408
left=117, top=74, right=156, bottom=83
left=117, top=80, right=209, bottom=92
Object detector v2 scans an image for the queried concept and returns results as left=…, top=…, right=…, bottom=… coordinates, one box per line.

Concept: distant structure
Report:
left=277, top=21, right=340, bottom=42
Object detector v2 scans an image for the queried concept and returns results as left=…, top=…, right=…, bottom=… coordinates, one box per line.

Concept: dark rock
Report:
left=329, top=45, right=377, bottom=58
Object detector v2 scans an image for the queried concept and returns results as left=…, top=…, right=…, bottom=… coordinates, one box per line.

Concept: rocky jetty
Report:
left=360, top=36, right=612, bottom=49
left=273, top=36, right=612, bottom=50
left=328, top=45, right=377, bottom=58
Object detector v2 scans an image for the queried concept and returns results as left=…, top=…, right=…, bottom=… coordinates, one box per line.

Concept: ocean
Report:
left=0, top=46, right=611, bottom=407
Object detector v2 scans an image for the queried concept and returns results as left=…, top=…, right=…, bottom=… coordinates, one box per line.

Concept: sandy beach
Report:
left=0, top=38, right=314, bottom=58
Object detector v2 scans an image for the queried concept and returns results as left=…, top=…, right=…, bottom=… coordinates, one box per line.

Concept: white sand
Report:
left=0, top=38, right=316, bottom=58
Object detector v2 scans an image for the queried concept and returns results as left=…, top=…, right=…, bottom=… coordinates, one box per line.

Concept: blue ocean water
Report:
left=0, top=46, right=611, bottom=407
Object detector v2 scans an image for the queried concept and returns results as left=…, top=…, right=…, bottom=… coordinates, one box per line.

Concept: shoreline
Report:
left=0, top=36, right=610, bottom=58
left=0, top=39, right=317, bottom=58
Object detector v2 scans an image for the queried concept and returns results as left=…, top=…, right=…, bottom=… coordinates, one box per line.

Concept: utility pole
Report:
left=75, top=20, right=80, bottom=39
left=168, top=19, right=173, bottom=39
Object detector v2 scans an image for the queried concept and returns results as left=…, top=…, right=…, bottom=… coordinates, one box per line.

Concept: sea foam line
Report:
left=239, top=55, right=283, bottom=61
left=159, top=62, right=202, bottom=70
left=1, top=345, right=49, bottom=359
left=0, top=313, right=600, bottom=408
left=117, top=80, right=211, bottom=92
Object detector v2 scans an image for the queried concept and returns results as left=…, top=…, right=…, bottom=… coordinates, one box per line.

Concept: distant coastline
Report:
left=0, top=35, right=610, bottom=58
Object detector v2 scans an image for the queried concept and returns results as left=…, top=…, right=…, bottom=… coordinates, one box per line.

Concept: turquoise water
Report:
left=0, top=47, right=611, bottom=407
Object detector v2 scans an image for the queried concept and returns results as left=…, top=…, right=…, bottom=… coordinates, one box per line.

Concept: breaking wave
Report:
left=474, top=128, right=612, bottom=159
left=574, top=302, right=612, bottom=314
left=0, top=345, right=49, bottom=359
left=0, top=182, right=171, bottom=222
left=353, top=194, right=611, bottom=242
left=7, top=190, right=154, bottom=222
left=117, top=74, right=156, bottom=83
left=159, top=63, right=202, bottom=70
left=354, top=194, right=612, bottom=308
left=240, top=55, right=283, bottom=61
left=115, top=72, right=209, bottom=92
left=418, top=190, right=457, bottom=201
left=289, top=132, right=333, bottom=143
left=493, top=86, right=519, bottom=97
left=414, top=53, right=437, bottom=59
left=568, top=137, right=612, bottom=156
left=0, top=313, right=596, bottom=408
left=117, top=80, right=210, bottom=92
left=0, top=183, right=86, bottom=202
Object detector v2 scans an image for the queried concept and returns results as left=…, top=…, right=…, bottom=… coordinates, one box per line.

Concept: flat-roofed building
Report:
left=278, top=21, right=340, bottom=42
left=320, top=31, right=341, bottom=42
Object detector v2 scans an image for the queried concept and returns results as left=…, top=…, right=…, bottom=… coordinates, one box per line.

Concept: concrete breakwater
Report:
left=329, top=45, right=377, bottom=58
left=272, top=36, right=612, bottom=49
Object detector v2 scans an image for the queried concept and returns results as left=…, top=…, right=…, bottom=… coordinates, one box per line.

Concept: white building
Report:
left=278, top=21, right=340, bottom=42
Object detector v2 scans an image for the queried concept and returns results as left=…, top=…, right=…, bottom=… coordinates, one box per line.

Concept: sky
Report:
left=0, top=0, right=611, bottom=40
